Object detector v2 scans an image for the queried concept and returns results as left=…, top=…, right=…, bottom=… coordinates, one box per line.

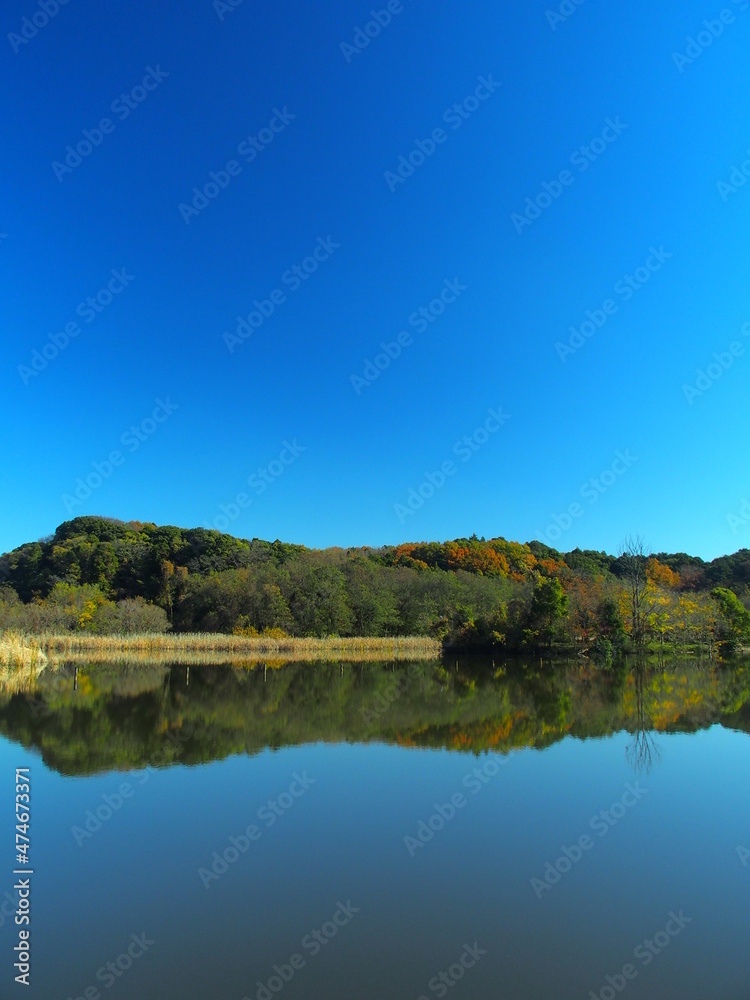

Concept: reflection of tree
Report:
left=0, top=658, right=745, bottom=777
left=527, top=672, right=572, bottom=730
left=625, top=663, right=660, bottom=775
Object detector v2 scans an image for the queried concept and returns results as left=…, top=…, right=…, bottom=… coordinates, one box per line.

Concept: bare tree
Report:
left=619, top=535, right=651, bottom=647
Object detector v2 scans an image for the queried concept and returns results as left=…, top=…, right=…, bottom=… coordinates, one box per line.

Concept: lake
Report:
left=0, top=658, right=747, bottom=999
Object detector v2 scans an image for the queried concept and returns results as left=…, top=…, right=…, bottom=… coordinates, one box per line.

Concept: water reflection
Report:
left=625, top=663, right=662, bottom=775
left=0, top=660, right=48, bottom=696
left=0, top=657, right=746, bottom=777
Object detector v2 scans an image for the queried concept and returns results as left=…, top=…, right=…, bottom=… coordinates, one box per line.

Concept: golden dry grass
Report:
left=0, top=631, right=48, bottom=693
left=37, top=633, right=441, bottom=665
left=0, top=630, right=47, bottom=670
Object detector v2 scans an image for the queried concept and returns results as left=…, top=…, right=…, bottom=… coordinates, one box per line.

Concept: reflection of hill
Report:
left=0, top=659, right=747, bottom=776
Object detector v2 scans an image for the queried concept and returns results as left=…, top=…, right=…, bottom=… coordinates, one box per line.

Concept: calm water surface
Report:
left=0, top=658, right=747, bottom=999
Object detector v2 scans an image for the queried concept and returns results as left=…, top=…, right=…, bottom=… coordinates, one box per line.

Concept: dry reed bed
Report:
left=0, top=630, right=48, bottom=670
left=38, top=633, right=441, bottom=664
left=48, top=650, right=426, bottom=668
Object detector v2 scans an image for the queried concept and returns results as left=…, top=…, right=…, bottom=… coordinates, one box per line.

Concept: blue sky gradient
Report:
left=2, top=0, right=749, bottom=558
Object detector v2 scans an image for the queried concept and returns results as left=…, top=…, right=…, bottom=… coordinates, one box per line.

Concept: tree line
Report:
left=1, top=517, right=749, bottom=657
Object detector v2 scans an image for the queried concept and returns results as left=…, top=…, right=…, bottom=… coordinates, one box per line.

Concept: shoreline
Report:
left=2, top=630, right=742, bottom=669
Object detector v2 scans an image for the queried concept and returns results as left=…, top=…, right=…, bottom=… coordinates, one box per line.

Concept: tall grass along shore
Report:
left=36, top=633, right=441, bottom=665
left=0, top=630, right=48, bottom=670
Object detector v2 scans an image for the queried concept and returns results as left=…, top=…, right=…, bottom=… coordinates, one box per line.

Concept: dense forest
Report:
left=1, top=516, right=749, bottom=657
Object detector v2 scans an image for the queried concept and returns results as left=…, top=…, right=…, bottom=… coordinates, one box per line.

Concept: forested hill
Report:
left=2, top=516, right=748, bottom=600
left=1, top=517, right=309, bottom=603
left=0, top=516, right=748, bottom=649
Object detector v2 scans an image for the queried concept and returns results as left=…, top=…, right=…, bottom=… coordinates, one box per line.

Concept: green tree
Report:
left=93, top=598, right=169, bottom=634
left=590, top=597, right=627, bottom=662
left=343, top=559, right=400, bottom=636
left=256, top=583, right=294, bottom=633
left=526, top=577, right=568, bottom=651
left=711, top=587, right=750, bottom=652
left=290, top=564, right=354, bottom=637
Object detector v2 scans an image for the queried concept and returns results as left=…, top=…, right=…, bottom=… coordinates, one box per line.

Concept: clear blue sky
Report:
left=2, top=0, right=749, bottom=559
